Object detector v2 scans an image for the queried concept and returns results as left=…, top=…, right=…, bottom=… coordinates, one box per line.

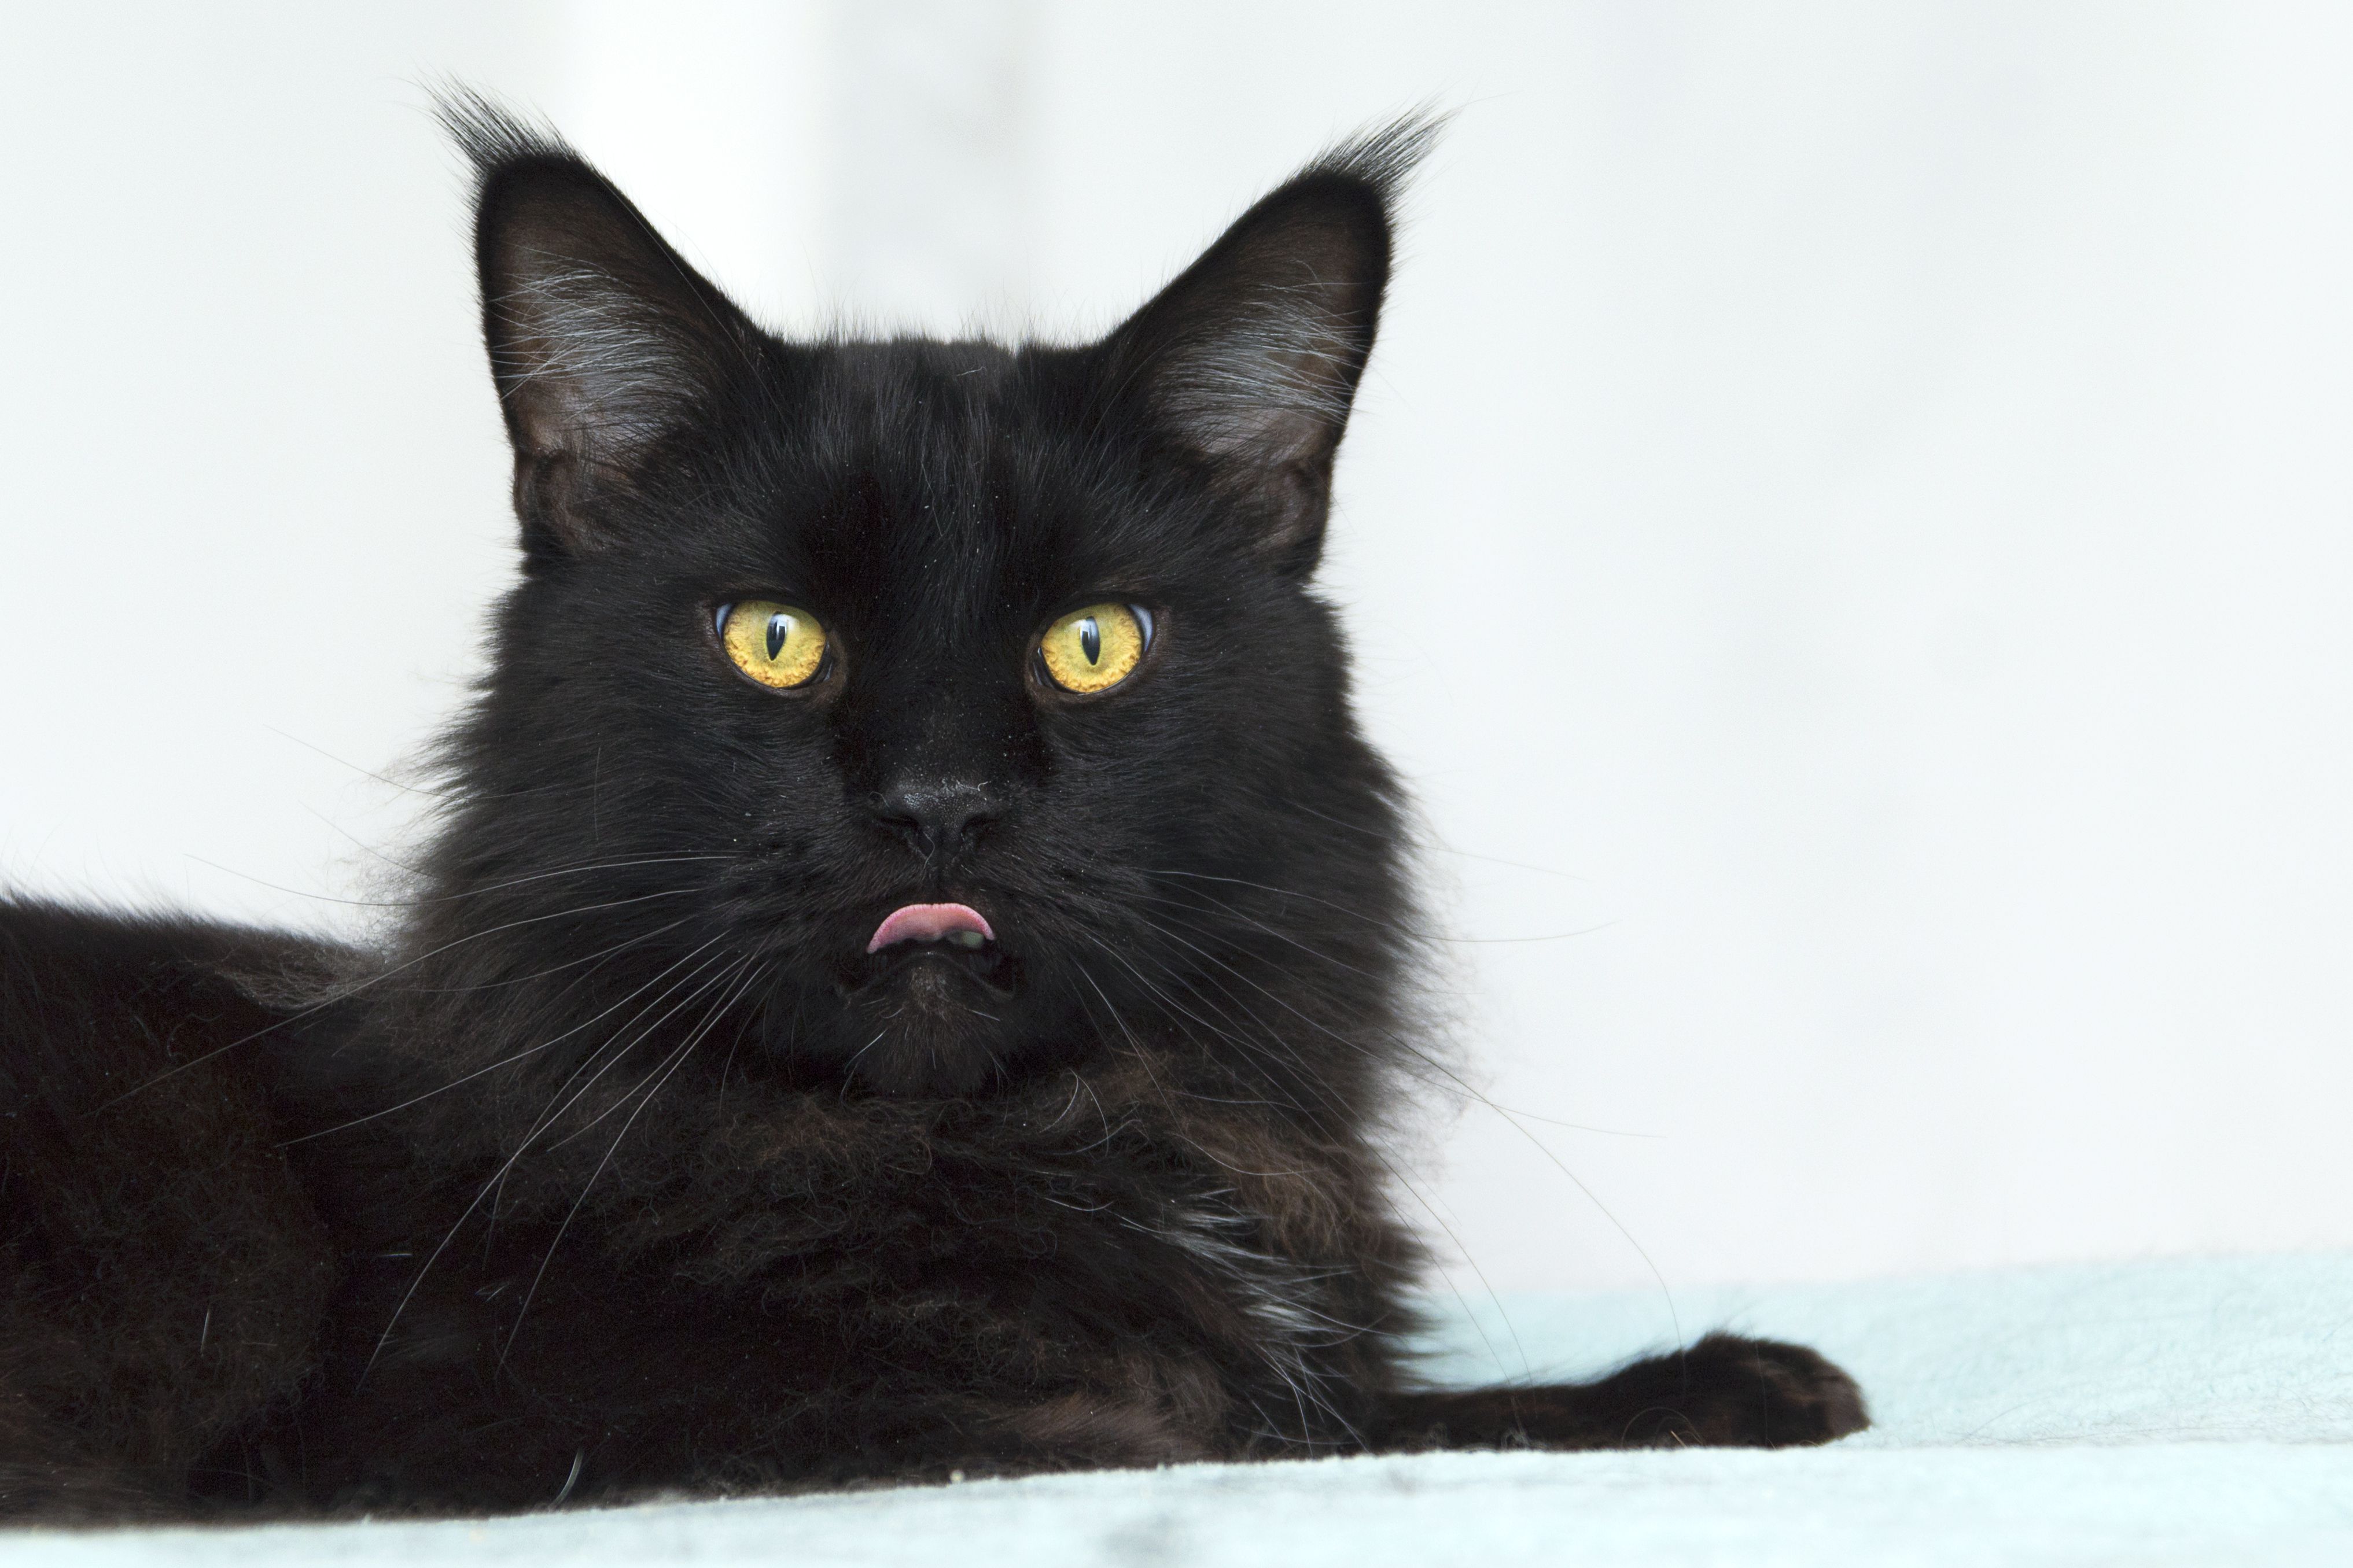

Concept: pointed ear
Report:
left=440, top=94, right=767, bottom=558
left=1100, top=118, right=1436, bottom=573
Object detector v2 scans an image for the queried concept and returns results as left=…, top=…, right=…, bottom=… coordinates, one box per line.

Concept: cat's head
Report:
left=421, top=101, right=1431, bottom=1103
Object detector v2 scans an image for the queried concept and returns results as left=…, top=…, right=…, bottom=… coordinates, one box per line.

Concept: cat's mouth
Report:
left=866, top=902, right=993, bottom=954
left=842, top=901, right=1018, bottom=1002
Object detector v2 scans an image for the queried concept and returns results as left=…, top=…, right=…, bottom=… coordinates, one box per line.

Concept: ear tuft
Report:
left=435, top=88, right=765, bottom=558
left=434, top=84, right=559, bottom=177
left=1104, top=113, right=1441, bottom=571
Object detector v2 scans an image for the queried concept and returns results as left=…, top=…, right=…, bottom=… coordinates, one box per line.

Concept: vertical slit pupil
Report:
left=765, top=615, right=790, bottom=661
left=1079, top=618, right=1101, bottom=665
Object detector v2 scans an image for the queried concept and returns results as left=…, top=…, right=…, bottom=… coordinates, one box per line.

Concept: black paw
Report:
left=1372, top=1333, right=1869, bottom=1453
left=1605, top=1333, right=1869, bottom=1449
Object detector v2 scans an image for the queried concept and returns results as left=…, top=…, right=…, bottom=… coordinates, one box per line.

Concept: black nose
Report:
left=868, top=780, right=1001, bottom=854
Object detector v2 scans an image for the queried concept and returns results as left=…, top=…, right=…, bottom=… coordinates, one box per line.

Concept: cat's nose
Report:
left=867, top=780, right=1001, bottom=854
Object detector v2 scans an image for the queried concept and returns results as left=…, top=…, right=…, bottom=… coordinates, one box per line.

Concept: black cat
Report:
left=0, top=100, right=1865, bottom=1521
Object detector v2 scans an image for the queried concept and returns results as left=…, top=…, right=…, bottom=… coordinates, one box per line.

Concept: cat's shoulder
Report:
left=0, top=896, right=355, bottom=1104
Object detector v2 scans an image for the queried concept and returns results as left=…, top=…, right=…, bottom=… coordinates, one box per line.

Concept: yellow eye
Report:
left=1039, top=603, right=1150, bottom=695
left=717, top=600, right=828, bottom=689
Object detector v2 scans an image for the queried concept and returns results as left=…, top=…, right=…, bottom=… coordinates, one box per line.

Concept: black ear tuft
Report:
left=437, top=88, right=767, bottom=559
left=1102, top=114, right=1440, bottom=573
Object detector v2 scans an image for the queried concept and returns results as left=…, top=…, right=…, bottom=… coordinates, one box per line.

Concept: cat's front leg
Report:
left=1372, top=1333, right=1868, bottom=1452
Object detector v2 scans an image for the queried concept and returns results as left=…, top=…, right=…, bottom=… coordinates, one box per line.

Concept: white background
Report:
left=4, top=2, right=2348, bottom=1298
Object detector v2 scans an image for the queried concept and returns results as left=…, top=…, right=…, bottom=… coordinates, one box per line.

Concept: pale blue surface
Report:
left=1419, top=1251, right=2353, bottom=1448
left=18, top=1254, right=2353, bottom=1566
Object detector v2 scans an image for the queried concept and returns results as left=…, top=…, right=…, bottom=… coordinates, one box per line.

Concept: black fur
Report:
left=0, top=101, right=1865, bottom=1521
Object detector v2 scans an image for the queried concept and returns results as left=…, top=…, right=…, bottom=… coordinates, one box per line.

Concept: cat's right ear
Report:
left=1096, top=116, right=1437, bottom=575
left=441, top=94, right=765, bottom=559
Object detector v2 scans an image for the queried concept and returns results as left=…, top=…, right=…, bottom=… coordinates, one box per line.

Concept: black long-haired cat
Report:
left=0, top=101, right=1865, bottom=1521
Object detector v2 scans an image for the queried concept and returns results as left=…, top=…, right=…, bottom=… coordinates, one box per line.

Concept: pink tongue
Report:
left=867, top=902, right=994, bottom=954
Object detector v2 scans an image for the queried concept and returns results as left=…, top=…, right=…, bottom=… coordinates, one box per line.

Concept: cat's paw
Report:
left=1371, top=1333, right=1869, bottom=1454
left=1608, top=1333, right=1869, bottom=1449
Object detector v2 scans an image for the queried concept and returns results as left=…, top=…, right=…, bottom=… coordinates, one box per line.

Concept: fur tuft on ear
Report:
left=437, top=89, right=767, bottom=558
left=1102, top=114, right=1440, bottom=571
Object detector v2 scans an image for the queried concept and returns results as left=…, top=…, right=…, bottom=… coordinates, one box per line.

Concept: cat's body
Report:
left=0, top=104, right=1865, bottom=1521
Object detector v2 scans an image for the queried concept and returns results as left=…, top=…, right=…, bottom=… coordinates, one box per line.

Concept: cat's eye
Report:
left=716, top=600, right=829, bottom=689
left=1037, top=603, right=1152, bottom=695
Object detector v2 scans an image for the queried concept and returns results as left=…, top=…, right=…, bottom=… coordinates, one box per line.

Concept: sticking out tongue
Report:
left=867, top=902, right=995, bottom=955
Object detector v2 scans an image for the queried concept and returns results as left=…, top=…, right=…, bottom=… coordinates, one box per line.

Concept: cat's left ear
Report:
left=441, top=93, right=768, bottom=559
left=1100, top=117, right=1436, bottom=573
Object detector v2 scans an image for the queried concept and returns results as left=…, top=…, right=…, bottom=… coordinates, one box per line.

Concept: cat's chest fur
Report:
left=255, top=1048, right=1415, bottom=1504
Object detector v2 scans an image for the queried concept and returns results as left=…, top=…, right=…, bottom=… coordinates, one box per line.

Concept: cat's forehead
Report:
left=729, top=338, right=1157, bottom=616
left=809, top=338, right=1032, bottom=486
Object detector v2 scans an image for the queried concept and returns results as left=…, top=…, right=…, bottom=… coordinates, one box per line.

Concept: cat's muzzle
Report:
left=842, top=900, right=1019, bottom=1008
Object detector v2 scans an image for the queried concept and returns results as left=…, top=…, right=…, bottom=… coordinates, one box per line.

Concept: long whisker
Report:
left=264, top=725, right=595, bottom=805
left=1135, top=867, right=1400, bottom=932
left=499, top=959, right=760, bottom=1366
left=1126, top=886, right=1388, bottom=983
left=1277, top=796, right=1590, bottom=885
left=839, top=1028, right=890, bottom=1096
left=1071, top=934, right=1519, bottom=1402
left=1070, top=960, right=1175, bottom=1109
left=185, top=852, right=730, bottom=911
left=394, top=912, right=701, bottom=996
left=302, top=805, right=429, bottom=879
left=480, top=942, right=741, bottom=1238
left=278, top=914, right=704, bottom=1146
left=360, top=937, right=734, bottom=1381
left=1125, top=905, right=1684, bottom=1350
left=1128, top=883, right=1653, bottom=1138
left=1078, top=932, right=1530, bottom=1381
left=1137, top=865, right=1604, bottom=946
left=97, top=885, right=710, bottom=1109
left=539, top=957, right=749, bottom=1152
left=509, top=944, right=737, bottom=1152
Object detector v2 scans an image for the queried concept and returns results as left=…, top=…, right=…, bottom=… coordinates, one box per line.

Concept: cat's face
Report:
left=428, top=104, right=1426, bottom=1099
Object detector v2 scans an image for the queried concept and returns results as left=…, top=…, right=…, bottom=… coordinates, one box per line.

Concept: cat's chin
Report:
left=835, top=947, right=1024, bottom=1098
